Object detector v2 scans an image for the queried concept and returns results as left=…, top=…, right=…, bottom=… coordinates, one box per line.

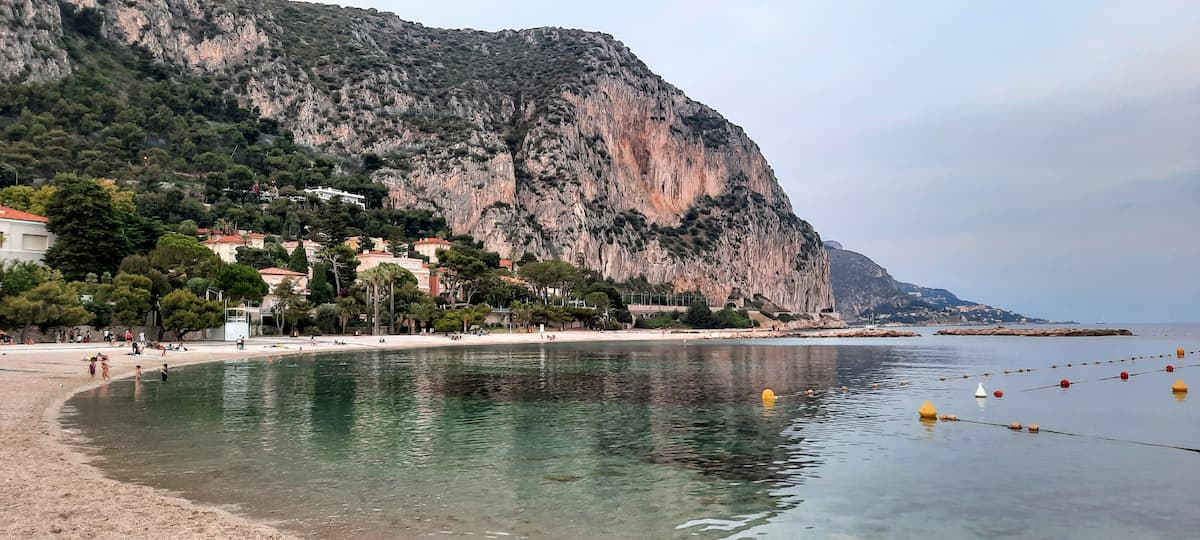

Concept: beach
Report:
left=0, top=329, right=736, bottom=539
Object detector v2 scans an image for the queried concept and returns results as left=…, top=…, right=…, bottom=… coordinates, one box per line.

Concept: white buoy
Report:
left=975, top=382, right=987, bottom=398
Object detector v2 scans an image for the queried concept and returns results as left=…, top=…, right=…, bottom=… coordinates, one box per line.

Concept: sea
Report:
left=62, top=323, right=1200, bottom=539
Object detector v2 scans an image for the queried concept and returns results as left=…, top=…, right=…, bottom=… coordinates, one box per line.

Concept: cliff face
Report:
left=0, top=0, right=72, bottom=83
left=3, top=0, right=833, bottom=312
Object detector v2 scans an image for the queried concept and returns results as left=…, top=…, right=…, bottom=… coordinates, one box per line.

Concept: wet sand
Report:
left=0, top=329, right=734, bottom=539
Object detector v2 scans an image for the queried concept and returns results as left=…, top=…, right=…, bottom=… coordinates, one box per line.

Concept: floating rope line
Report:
left=955, top=419, right=1200, bottom=454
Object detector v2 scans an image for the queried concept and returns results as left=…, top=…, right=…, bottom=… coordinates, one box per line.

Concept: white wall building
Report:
left=202, top=232, right=266, bottom=264
left=355, top=251, right=437, bottom=294
left=412, top=237, right=452, bottom=263
left=0, top=205, right=54, bottom=262
left=258, top=267, right=309, bottom=312
left=303, top=187, right=367, bottom=209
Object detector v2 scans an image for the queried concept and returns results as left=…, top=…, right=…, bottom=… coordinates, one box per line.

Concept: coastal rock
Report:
left=935, top=327, right=1133, bottom=337
left=12, top=0, right=833, bottom=312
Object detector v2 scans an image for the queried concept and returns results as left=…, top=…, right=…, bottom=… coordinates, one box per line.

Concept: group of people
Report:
left=89, top=354, right=170, bottom=383
left=87, top=354, right=110, bottom=381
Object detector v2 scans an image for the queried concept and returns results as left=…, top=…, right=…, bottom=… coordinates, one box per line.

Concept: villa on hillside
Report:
left=412, top=237, right=452, bottom=263
left=356, top=250, right=439, bottom=295
left=280, top=239, right=320, bottom=270
left=258, top=267, right=309, bottom=312
left=0, top=205, right=53, bottom=262
left=303, top=187, right=367, bottom=209
left=202, top=232, right=265, bottom=263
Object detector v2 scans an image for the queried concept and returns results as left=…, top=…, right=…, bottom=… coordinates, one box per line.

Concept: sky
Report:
left=314, top=0, right=1199, bottom=323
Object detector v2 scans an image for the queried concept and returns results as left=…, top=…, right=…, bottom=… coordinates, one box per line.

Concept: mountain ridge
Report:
left=0, top=0, right=833, bottom=312
left=825, top=241, right=1047, bottom=325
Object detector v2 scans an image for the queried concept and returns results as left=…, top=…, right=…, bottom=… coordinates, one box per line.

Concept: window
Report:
left=22, top=234, right=48, bottom=251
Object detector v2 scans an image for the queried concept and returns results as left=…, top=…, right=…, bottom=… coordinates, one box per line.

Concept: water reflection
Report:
left=58, top=343, right=1016, bottom=538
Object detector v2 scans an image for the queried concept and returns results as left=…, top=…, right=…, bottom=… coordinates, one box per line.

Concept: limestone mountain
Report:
left=825, top=242, right=1046, bottom=325
left=0, top=0, right=833, bottom=312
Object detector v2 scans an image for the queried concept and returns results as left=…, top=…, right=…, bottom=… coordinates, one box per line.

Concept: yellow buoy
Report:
left=1009, top=422, right=1022, bottom=431
left=761, top=388, right=776, bottom=402
left=841, top=385, right=848, bottom=392
left=806, top=389, right=815, bottom=397
left=1179, top=348, right=1186, bottom=358
left=1172, top=379, right=1188, bottom=393
left=1028, top=424, right=1039, bottom=433
left=918, top=400, right=937, bottom=420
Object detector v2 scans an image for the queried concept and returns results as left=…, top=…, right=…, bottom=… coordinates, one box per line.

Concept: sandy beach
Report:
left=0, top=329, right=745, bottom=539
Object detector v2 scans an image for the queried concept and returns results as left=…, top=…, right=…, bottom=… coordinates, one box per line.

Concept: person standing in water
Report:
left=88, top=357, right=97, bottom=381
left=100, top=355, right=111, bottom=381
left=134, top=364, right=142, bottom=382
left=160, top=363, right=169, bottom=382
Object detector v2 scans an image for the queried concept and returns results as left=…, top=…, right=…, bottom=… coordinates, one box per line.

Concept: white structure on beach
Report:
left=0, top=204, right=54, bottom=262
left=303, top=187, right=367, bottom=209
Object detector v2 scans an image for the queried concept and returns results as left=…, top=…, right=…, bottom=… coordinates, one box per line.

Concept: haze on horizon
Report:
left=315, top=0, right=1199, bottom=323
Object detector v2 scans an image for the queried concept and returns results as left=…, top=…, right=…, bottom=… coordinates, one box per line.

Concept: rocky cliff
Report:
left=0, top=0, right=72, bottom=83
left=1, top=0, right=833, bottom=312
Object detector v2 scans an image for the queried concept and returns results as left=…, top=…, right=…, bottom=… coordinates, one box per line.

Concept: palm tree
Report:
left=359, top=266, right=387, bottom=335
left=212, top=218, right=234, bottom=236
left=408, top=300, right=438, bottom=334
left=336, top=296, right=361, bottom=334
left=374, top=263, right=413, bottom=335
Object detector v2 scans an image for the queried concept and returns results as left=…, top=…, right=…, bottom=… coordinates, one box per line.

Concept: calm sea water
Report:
left=63, top=323, right=1200, bottom=539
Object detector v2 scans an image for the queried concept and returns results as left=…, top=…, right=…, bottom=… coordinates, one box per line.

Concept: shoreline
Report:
left=0, top=329, right=750, bottom=539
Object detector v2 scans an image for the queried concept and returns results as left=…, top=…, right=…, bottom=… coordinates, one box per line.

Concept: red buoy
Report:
left=1120, top=371, right=1129, bottom=380
left=993, top=389, right=1004, bottom=398
left=1060, top=379, right=1071, bottom=389
left=1166, top=365, right=1175, bottom=373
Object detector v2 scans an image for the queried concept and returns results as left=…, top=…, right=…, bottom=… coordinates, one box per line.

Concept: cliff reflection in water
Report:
left=66, top=342, right=901, bottom=538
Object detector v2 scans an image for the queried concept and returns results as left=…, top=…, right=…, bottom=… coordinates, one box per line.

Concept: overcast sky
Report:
left=315, top=0, right=1199, bottom=323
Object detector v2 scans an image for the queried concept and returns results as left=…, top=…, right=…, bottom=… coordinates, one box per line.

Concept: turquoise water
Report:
left=63, top=324, right=1200, bottom=539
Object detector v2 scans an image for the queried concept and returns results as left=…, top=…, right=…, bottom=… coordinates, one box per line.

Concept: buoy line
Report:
left=756, top=352, right=1196, bottom=402
left=1019, top=363, right=1200, bottom=392
left=955, top=419, right=1200, bottom=454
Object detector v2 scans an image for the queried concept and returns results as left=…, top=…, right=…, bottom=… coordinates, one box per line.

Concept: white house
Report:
left=0, top=205, right=54, bottom=262
left=303, top=187, right=367, bottom=209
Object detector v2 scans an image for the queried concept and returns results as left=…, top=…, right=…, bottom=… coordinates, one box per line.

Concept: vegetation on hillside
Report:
left=0, top=18, right=751, bottom=338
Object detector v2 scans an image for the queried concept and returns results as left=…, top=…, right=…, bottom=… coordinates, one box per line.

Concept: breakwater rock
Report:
left=935, top=327, right=1133, bottom=337
left=786, top=329, right=920, bottom=338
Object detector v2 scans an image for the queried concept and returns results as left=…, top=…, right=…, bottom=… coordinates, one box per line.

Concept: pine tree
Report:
left=288, top=242, right=310, bottom=273
left=44, top=175, right=127, bottom=281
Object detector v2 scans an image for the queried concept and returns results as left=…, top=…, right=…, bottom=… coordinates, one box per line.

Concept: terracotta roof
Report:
left=414, top=237, right=452, bottom=245
left=258, top=267, right=307, bottom=276
left=204, top=233, right=266, bottom=245
left=202, top=236, right=245, bottom=245
left=0, top=205, right=48, bottom=223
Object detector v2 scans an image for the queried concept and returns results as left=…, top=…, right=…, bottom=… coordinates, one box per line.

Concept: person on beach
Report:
left=125, top=330, right=132, bottom=344
left=134, top=364, right=142, bottom=382
left=160, top=363, right=169, bottom=382
left=88, top=357, right=97, bottom=381
left=100, top=356, right=111, bottom=381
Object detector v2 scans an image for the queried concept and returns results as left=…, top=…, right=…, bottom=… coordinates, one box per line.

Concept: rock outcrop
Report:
left=2, top=0, right=834, bottom=312
left=0, top=0, right=72, bottom=83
